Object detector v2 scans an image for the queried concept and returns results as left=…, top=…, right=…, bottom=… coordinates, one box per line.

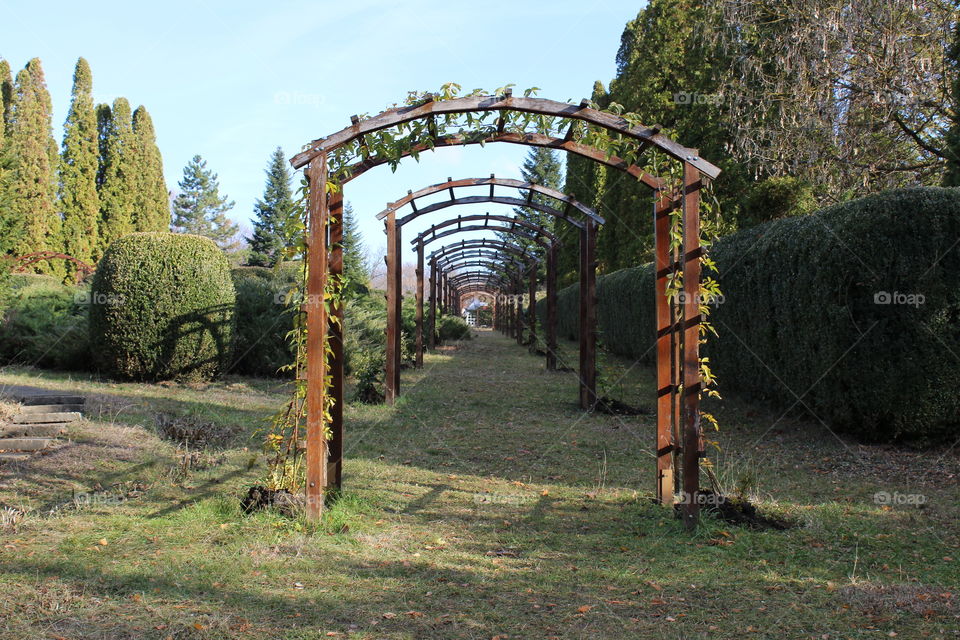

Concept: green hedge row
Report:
left=540, top=188, right=960, bottom=445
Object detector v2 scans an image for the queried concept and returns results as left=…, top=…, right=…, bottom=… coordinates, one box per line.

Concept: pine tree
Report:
left=131, top=106, right=169, bottom=231
left=98, top=97, right=137, bottom=248
left=59, top=58, right=100, bottom=271
left=8, top=58, right=61, bottom=275
left=499, top=147, right=563, bottom=263
left=248, top=146, right=296, bottom=266
left=172, top=154, right=238, bottom=250
left=341, top=201, right=369, bottom=297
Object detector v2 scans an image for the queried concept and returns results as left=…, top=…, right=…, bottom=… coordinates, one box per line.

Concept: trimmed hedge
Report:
left=540, top=187, right=960, bottom=444
left=90, top=233, right=236, bottom=381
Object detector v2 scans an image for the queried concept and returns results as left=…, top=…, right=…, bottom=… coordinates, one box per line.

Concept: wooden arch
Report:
left=295, top=91, right=717, bottom=529
left=411, top=218, right=561, bottom=376
left=412, top=213, right=560, bottom=246
left=290, top=92, right=719, bottom=178
left=435, top=249, right=533, bottom=270
left=429, top=241, right=542, bottom=350
left=429, top=238, right=538, bottom=262
left=376, top=176, right=604, bottom=228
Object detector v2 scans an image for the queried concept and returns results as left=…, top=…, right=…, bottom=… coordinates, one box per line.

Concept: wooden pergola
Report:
left=291, top=92, right=720, bottom=529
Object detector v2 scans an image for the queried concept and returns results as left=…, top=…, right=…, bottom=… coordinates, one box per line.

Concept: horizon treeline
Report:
left=0, top=56, right=168, bottom=279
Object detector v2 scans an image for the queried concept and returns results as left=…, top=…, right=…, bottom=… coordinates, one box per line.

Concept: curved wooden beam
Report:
left=428, top=238, right=538, bottom=262
left=377, top=176, right=604, bottom=226
left=290, top=94, right=720, bottom=179
left=413, top=214, right=558, bottom=247
left=419, top=224, right=552, bottom=250
left=333, top=132, right=663, bottom=189
left=436, top=250, right=534, bottom=271
left=441, top=259, right=528, bottom=278
left=388, top=194, right=589, bottom=230
left=448, top=274, right=514, bottom=290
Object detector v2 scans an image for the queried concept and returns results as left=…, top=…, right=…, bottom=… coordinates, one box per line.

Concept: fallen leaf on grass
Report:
left=576, top=605, right=593, bottom=613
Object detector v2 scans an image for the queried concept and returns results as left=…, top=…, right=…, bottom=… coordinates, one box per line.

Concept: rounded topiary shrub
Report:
left=90, top=232, right=236, bottom=381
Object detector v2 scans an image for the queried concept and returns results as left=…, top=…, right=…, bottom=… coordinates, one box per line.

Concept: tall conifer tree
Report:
left=0, top=58, right=10, bottom=141
left=341, top=202, right=369, bottom=297
left=98, top=97, right=137, bottom=247
left=131, top=106, right=169, bottom=231
left=248, top=147, right=296, bottom=266
left=498, top=147, right=562, bottom=263
left=59, top=58, right=100, bottom=269
left=172, top=155, right=238, bottom=251
left=8, top=58, right=61, bottom=274
left=0, top=58, right=19, bottom=256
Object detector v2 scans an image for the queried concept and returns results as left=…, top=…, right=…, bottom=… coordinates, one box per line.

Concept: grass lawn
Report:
left=0, top=329, right=957, bottom=639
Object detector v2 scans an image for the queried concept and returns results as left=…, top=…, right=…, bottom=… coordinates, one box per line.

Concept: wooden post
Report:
left=415, top=243, right=424, bottom=368
left=546, top=243, right=558, bottom=370
left=515, top=291, right=523, bottom=344
left=305, top=156, right=329, bottom=521
left=385, top=210, right=398, bottom=405
left=681, top=160, right=703, bottom=531
left=327, top=190, right=344, bottom=491
left=438, top=272, right=445, bottom=315
left=654, top=190, right=675, bottom=505
left=392, top=217, right=403, bottom=396
left=527, top=265, right=537, bottom=348
left=428, top=257, right=437, bottom=349
left=578, top=220, right=598, bottom=410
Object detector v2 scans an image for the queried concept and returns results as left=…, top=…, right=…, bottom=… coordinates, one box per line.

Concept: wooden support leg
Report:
left=392, top=222, right=402, bottom=396
left=654, top=191, right=675, bottom=505
left=384, top=211, right=398, bottom=405
left=415, top=243, right=424, bottom=368
left=578, top=220, right=597, bottom=410
left=327, top=191, right=344, bottom=491
left=528, top=266, right=537, bottom=348
left=428, top=258, right=437, bottom=350
left=546, top=244, right=558, bottom=371
left=515, top=292, right=523, bottom=345
left=305, top=156, right=329, bottom=520
left=681, top=160, right=703, bottom=531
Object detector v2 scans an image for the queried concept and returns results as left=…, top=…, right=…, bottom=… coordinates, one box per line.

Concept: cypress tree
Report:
left=59, top=58, right=100, bottom=270
left=131, top=106, right=169, bottom=231
left=0, top=58, right=11, bottom=141
left=0, top=59, right=19, bottom=256
left=8, top=58, right=61, bottom=275
left=172, top=154, right=238, bottom=251
left=341, top=201, right=369, bottom=297
left=98, top=97, right=137, bottom=248
left=248, top=146, right=296, bottom=266
left=95, top=103, right=111, bottom=189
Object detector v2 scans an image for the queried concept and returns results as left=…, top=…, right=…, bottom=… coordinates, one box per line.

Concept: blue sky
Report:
left=2, top=0, right=639, bottom=258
